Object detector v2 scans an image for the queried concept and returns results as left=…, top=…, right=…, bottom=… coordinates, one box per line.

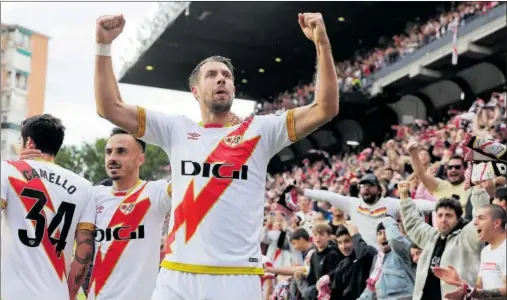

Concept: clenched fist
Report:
left=298, top=13, right=329, bottom=46
left=406, top=141, right=419, bottom=155
left=96, top=15, right=126, bottom=44
left=397, top=181, right=410, bottom=200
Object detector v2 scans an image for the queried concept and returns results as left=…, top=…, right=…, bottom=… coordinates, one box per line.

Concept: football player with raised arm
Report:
left=93, top=12, right=339, bottom=300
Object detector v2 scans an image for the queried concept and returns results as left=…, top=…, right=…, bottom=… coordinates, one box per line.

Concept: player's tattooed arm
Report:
left=68, top=229, right=94, bottom=300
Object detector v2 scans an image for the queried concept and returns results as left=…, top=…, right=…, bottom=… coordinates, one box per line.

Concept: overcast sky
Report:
left=1, top=2, right=256, bottom=146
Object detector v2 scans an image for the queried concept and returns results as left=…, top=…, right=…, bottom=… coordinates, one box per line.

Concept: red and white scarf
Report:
left=366, top=252, right=385, bottom=291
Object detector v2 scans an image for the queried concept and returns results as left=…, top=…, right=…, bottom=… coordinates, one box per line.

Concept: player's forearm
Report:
left=95, top=55, right=121, bottom=118
left=94, top=56, right=138, bottom=133
left=68, top=230, right=94, bottom=299
left=314, top=42, right=339, bottom=119
left=68, top=260, right=90, bottom=299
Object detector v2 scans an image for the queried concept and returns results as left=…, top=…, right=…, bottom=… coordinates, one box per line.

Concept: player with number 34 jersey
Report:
left=1, top=159, right=96, bottom=300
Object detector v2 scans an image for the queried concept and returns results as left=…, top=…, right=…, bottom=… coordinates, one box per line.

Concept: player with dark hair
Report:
left=20, top=113, right=66, bottom=156
left=1, top=114, right=95, bottom=300
left=19, top=127, right=173, bottom=300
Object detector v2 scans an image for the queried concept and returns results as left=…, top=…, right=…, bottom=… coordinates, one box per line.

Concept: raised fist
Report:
left=343, top=221, right=359, bottom=236
left=406, top=141, right=419, bottom=155
left=96, top=15, right=126, bottom=44
left=397, top=181, right=410, bottom=200
left=298, top=13, right=329, bottom=46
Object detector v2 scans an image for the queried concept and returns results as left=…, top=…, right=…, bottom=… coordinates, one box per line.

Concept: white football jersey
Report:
left=87, top=179, right=171, bottom=300
left=1, top=160, right=96, bottom=300
left=135, top=106, right=296, bottom=275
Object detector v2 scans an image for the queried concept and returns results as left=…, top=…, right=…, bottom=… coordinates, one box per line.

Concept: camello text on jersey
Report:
left=21, top=167, right=77, bottom=195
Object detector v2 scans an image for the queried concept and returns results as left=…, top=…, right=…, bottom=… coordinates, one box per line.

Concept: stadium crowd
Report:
left=162, top=3, right=507, bottom=299
left=257, top=89, right=506, bottom=300
left=255, top=1, right=502, bottom=115
left=142, top=3, right=506, bottom=298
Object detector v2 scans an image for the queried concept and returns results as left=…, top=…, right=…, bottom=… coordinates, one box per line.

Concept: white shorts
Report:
left=151, top=268, right=262, bottom=300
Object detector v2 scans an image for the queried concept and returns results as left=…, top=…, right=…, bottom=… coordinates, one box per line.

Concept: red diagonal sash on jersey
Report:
left=166, top=118, right=261, bottom=254
left=7, top=160, right=66, bottom=281
left=90, top=183, right=151, bottom=297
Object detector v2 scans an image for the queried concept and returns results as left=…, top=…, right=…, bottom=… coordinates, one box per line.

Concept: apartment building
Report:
left=1, top=23, right=49, bottom=160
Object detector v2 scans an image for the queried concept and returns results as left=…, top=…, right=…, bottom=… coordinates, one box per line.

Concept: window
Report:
left=2, top=94, right=10, bottom=108
left=5, top=71, right=12, bottom=87
left=15, top=30, right=30, bottom=50
left=15, top=71, right=27, bottom=90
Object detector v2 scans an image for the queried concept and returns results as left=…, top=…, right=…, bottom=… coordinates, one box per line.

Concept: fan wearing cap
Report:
left=294, top=174, right=436, bottom=247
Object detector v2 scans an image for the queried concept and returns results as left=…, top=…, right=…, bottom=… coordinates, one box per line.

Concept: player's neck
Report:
left=33, top=154, right=55, bottom=163
left=201, top=111, right=232, bottom=126
left=113, top=176, right=141, bottom=192
left=488, top=232, right=506, bottom=249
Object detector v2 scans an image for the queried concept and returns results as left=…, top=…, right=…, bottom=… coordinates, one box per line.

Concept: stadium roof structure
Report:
left=118, top=2, right=506, bottom=173
left=118, top=1, right=448, bottom=100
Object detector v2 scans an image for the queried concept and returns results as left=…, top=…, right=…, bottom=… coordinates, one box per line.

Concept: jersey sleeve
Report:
left=150, top=179, right=172, bottom=216
left=1, top=161, right=9, bottom=210
left=77, top=185, right=96, bottom=231
left=133, top=106, right=181, bottom=150
left=258, top=109, right=298, bottom=158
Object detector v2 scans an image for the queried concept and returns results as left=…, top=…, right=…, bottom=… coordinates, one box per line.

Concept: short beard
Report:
left=362, top=194, right=379, bottom=204
left=207, top=97, right=232, bottom=113
left=450, top=176, right=465, bottom=185
left=109, top=175, right=121, bottom=181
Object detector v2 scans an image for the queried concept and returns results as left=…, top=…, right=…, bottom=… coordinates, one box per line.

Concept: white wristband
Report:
left=96, top=43, right=112, bottom=56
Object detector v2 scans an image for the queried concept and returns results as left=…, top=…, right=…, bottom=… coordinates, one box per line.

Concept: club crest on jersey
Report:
left=223, top=135, right=243, bottom=147
left=119, top=203, right=135, bottom=215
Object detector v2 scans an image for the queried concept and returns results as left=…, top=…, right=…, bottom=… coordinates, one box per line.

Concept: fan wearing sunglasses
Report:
left=408, top=141, right=468, bottom=211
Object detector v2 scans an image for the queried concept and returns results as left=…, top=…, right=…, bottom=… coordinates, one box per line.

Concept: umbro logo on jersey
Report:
left=97, top=205, right=104, bottom=214
left=187, top=133, right=200, bottom=140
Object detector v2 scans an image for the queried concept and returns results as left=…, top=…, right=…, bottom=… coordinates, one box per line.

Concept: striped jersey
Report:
left=87, top=180, right=171, bottom=300
left=1, top=160, right=96, bottom=300
left=135, top=106, right=297, bottom=275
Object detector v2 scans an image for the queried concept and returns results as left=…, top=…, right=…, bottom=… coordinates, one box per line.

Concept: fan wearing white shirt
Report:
left=433, top=204, right=506, bottom=299
left=294, top=174, right=436, bottom=247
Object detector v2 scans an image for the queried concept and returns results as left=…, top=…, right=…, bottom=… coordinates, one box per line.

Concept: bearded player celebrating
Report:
left=94, top=12, right=339, bottom=300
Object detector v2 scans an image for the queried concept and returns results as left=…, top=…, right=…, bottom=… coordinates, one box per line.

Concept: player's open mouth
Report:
left=477, top=229, right=482, bottom=234
left=381, top=241, right=388, bottom=246
left=215, top=89, right=228, bottom=96
left=108, top=165, right=121, bottom=170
